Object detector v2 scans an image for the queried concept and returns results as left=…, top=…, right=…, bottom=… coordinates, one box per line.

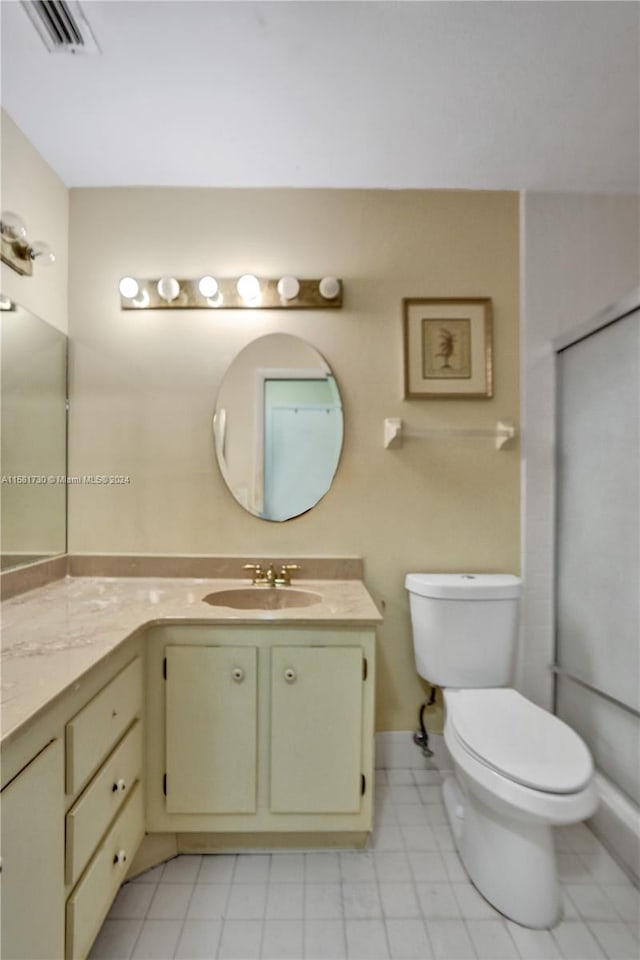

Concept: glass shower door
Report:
left=555, top=306, right=639, bottom=875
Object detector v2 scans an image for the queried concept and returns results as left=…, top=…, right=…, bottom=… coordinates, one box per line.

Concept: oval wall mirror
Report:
left=213, top=333, right=343, bottom=521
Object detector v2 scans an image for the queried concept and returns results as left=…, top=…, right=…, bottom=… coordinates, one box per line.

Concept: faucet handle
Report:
left=243, top=563, right=264, bottom=583
left=278, top=563, right=300, bottom=584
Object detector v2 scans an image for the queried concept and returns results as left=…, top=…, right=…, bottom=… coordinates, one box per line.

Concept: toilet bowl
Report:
left=442, top=687, right=597, bottom=927
left=404, top=573, right=598, bottom=929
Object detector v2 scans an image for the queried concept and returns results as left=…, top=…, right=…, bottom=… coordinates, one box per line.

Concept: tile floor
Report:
left=90, top=769, right=639, bottom=959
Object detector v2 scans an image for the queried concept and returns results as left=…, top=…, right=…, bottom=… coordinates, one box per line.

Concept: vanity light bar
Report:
left=0, top=211, right=55, bottom=278
left=119, top=276, right=343, bottom=310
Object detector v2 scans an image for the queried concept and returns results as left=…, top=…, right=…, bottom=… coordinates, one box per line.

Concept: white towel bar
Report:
left=383, top=417, right=516, bottom=450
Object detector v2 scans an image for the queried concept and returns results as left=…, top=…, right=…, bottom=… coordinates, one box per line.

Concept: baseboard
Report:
left=589, top=772, right=640, bottom=885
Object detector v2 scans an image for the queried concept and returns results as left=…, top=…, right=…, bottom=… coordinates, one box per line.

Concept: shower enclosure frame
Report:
left=551, top=287, right=640, bottom=884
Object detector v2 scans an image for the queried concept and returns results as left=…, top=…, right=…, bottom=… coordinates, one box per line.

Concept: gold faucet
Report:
left=243, top=562, right=300, bottom=586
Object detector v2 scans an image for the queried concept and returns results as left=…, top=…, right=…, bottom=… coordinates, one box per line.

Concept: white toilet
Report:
left=405, top=573, right=598, bottom=929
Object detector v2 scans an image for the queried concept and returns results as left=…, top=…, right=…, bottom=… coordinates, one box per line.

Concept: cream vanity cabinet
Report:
left=164, top=645, right=258, bottom=814
left=64, top=654, right=144, bottom=960
left=269, top=645, right=365, bottom=814
left=0, top=642, right=144, bottom=960
left=145, top=625, right=375, bottom=837
left=0, top=739, right=65, bottom=960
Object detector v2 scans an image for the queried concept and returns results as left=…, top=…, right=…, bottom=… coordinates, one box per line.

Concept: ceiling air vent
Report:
left=21, top=0, right=100, bottom=55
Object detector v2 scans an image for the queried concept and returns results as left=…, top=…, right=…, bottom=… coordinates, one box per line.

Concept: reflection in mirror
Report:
left=214, top=334, right=343, bottom=521
left=0, top=299, right=67, bottom=570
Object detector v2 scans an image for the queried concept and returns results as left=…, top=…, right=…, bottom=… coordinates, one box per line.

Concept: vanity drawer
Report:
left=65, top=720, right=142, bottom=886
left=66, top=657, right=142, bottom=795
left=65, top=780, right=144, bottom=960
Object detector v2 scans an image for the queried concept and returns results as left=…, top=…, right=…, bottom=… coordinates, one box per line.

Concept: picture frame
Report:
left=402, top=297, right=493, bottom=399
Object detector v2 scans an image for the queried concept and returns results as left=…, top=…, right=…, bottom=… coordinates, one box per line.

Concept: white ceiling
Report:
left=1, top=0, right=639, bottom=192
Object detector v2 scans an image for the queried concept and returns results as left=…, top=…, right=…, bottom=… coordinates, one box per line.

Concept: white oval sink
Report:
left=203, top=587, right=323, bottom=610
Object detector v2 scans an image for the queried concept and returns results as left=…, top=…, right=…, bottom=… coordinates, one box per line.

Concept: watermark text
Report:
left=1, top=475, right=131, bottom=485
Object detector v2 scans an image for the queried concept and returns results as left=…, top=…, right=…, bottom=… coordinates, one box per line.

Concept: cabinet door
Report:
left=165, top=646, right=257, bottom=813
left=270, top=646, right=363, bottom=813
left=0, top=739, right=64, bottom=960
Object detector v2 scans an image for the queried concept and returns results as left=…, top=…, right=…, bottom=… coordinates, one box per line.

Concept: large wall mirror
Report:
left=213, top=333, right=343, bottom=521
left=1, top=298, right=67, bottom=570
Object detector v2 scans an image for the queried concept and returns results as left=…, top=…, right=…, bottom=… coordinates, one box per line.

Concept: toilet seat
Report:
left=446, top=688, right=593, bottom=794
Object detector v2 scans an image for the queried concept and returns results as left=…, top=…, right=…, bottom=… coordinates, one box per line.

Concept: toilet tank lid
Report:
left=405, top=573, right=522, bottom=600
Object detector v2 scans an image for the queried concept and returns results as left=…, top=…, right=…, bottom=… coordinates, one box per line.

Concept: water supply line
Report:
left=413, top=686, right=437, bottom=757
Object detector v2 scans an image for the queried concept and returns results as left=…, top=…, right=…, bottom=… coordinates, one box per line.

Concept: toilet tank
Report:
left=405, top=574, right=522, bottom=688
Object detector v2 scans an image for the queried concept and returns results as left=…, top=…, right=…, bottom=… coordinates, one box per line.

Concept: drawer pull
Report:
left=113, top=849, right=127, bottom=866
left=112, top=779, right=127, bottom=793
left=284, top=668, right=296, bottom=683
left=232, top=667, right=245, bottom=683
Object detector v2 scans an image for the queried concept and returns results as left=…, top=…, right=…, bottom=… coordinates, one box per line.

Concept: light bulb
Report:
left=28, top=241, right=55, bottom=266
left=119, top=276, right=140, bottom=299
left=277, top=275, right=300, bottom=301
left=157, top=276, right=180, bottom=302
left=198, top=275, right=219, bottom=299
left=0, top=211, right=27, bottom=242
left=319, top=276, right=340, bottom=300
left=237, top=274, right=260, bottom=303
left=132, top=290, right=150, bottom=308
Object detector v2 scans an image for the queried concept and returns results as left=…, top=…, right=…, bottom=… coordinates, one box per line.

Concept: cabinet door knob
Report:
left=112, top=779, right=127, bottom=793
left=284, top=668, right=296, bottom=683
left=232, top=667, right=245, bottom=682
left=113, top=849, right=127, bottom=866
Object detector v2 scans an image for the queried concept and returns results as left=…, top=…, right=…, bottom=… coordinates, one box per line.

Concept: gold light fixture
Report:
left=119, top=276, right=343, bottom=310
left=0, top=211, right=55, bottom=277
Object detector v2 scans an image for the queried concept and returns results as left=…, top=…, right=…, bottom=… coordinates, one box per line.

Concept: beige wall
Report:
left=0, top=111, right=69, bottom=333
left=68, top=187, right=520, bottom=730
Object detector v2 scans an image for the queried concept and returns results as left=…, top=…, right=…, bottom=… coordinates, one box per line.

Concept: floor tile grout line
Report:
left=171, top=873, right=197, bottom=960
left=127, top=893, right=149, bottom=960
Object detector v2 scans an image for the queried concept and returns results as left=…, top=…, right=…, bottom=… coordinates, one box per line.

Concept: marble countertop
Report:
left=0, top=576, right=382, bottom=745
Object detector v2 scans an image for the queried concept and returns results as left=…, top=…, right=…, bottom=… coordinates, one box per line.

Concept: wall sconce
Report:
left=0, top=211, right=55, bottom=277
left=119, top=275, right=343, bottom=310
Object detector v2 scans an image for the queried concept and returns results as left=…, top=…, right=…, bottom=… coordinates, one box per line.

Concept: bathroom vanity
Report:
left=146, top=624, right=374, bottom=836
left=0, top=571, right=380, bottom=960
